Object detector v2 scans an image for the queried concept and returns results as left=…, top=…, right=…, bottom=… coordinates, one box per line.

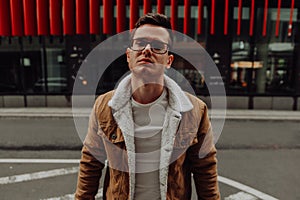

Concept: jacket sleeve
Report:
left=75, top=105, right=107, bottom=200
left=187, top=104, right=220, bottom=200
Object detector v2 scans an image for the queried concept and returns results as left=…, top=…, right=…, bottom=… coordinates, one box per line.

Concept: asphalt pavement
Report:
left=0, top=107, right=300, bottom=150
left=0, top=108, right=299, bottom=199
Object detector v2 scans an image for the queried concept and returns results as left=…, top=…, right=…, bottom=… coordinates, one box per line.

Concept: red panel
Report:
left=275, top=0, right=281, bottom=37
left=63, top=0, right=75, bottom=35
left=197, top=0, right=202, bottom=34
left=184, top=0, right=190, bottom=35
left=50, top=0, right=62, bottom=35
left=262, top=0, right=268, bottom=36
left=10, top=0, right=24, bottom=36
left=144, top=0, right=151, bottom=15
left=237, top=0, right=242, bottom=36
left=249, top=0, right=255, bottom=36
left=76, top=0, right=88, bottom=34
left=224, top=0, right=228, bottom=35
left=171, top=0, right=178, bottom=30
left=157, top=0, right=164, bottom=14
left=210, top=0, right=215, bottom=35
left=23, top=0, right=37, bottom=36
left=288, top=0, right=295, bottom=37
left=130, top=0, right=139, bottom=29
left=103, top=0, right=112, bottom=34
left=36, top=0, right=49, bottom=35
left=0, top=0, right=11, bottom=36
left=90, top=0, right=100, bottom=34
left=117, top=0, right=126, bottom=33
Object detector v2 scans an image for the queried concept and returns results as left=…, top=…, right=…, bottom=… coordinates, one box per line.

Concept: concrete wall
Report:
left=271, top=97, right=294, bottom=110
left=47, top=96, right=71, bottom=107
left=0, top=95, right=299, bottom=110
left=204, top=96, right=296, bottom=110
left=2, top=96, right=25, bottom=107
left=27, top=96, right=46, bottom=107
left=253, top=97, right=272, bottom=110
left=227, top=96, right=248, bottom=109
left=0, top=96, right=4, bottom=107
left=253, top=97, right=294, bottom=110
left=0, top=95, right=71, bottom=108
left=198, top=96, right=248, bottom=110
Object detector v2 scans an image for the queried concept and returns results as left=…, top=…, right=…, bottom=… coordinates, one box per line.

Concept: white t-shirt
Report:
left=131, top=89, right=168, bottom=200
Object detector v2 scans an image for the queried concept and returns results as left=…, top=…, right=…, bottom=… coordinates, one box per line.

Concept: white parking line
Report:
left=225, top=192, right=258, bottom=200
left=219, top=176, right=279, bottom=200
left=0, top=167, right=78, bottom=185
left=0, top=159, right=79, bottom=164
left=0, top=159, right=279, bottom=200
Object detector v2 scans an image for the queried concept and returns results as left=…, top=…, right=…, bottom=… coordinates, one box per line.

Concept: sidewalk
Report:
left=0, top=108, right=299, bottom=151
left=0, top=108, right=300, bottom=121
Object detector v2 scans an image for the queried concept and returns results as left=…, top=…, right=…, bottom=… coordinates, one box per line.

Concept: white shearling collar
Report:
left=108, top=74, right=193, bottom=112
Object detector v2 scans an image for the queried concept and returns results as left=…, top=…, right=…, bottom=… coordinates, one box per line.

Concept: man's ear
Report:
left=166, top=54, right=174, bottom=69
left=126, top=48, right=130, bottom=63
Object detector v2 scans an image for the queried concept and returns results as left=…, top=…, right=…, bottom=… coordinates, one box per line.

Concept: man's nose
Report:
left=144, top=43, right=151, bottom=51
left=142, top=43, right=152, bottom=55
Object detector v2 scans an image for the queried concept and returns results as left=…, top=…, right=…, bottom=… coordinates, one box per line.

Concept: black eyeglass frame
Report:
left=129, top=38, right=170, bottom=54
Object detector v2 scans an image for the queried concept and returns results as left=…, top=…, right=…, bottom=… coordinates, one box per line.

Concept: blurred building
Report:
left=0, top=0, right=299, bottom=109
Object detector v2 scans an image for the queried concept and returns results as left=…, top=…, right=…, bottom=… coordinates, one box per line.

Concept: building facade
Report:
left=0, top=0, right=299, bottom=109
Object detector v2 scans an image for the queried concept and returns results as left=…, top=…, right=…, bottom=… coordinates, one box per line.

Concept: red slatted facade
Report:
left=224, top=0, right=229, bottom=35
left=90, top=0, right=100, bottom=34
left=63, top=0, right=75, bottom=35
left=275, top=0, right=281, bottom=37
left=144, top=0, right=152, bottom=15
left=10, top=0, right=24, bottom=36
left=117, top=0, right=126, bottom=33
left=103, top=0, right=113, bottom=34
left=184, top=0, right=191, bottom=35
left=197, top=0, right=203, bottom=34
left=23, top=0, right=37, bottom=36
left=0, top=1, right=297, bottom=38
left=157, top=0, right=165, bottom=14
left=249, top=0, right=255, bottom=36
left=76, top=0, right=88, bottom=34
left=210, top=0, right=215, bottom=35
left=0, top=0, right=11, bottom=36
left=130, top=0, right=139, bottom=30
left=171, top=0, right=178, bottom=31
left=237, top=0, right=242, bottom=36
left=288, top=0, right=295, bottom=37
left=36, top=0, right=49, bottom=35
left=50, top=0, right=62, bottom=35
left=262, top=0, right=268, bottom=36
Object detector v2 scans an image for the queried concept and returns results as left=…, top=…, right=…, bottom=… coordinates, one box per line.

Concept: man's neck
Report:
left=132, top=84, right=164, bottom=104
left=131, top=73, right=165, bottom=104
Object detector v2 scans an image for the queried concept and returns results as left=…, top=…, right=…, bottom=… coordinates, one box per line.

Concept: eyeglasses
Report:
left=130, top=38, right=169, bottom=54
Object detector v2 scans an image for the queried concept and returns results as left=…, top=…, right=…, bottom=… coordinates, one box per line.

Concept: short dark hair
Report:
left=131, top=13, right=173, bottom=47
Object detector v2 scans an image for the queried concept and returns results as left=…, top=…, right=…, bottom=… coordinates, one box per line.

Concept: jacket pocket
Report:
left=173, top=128, right=198, bottom=149
left=97, top=126, right=125, bottom=144
left=99, top=127, right=128, bottom=172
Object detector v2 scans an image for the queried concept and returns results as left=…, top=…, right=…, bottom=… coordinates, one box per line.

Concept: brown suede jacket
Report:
left=75, top=75, right=220, bottom=200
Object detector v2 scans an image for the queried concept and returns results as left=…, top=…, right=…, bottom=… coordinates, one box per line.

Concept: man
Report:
left=75, top=13, right=220, bottom=200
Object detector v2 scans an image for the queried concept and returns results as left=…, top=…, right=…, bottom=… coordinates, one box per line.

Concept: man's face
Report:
left=126, top=24, right=174, bottom=81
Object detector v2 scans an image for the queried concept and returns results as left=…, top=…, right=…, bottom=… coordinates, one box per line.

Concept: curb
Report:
left=0, top=108, right=300, bottom=121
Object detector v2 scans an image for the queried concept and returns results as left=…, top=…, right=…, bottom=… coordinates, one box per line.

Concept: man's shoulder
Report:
left=95, top=90, right=115, bottom=103
left=94, top=90, right=115, bottom=113
left=183, top=92, right=207, bottom=110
